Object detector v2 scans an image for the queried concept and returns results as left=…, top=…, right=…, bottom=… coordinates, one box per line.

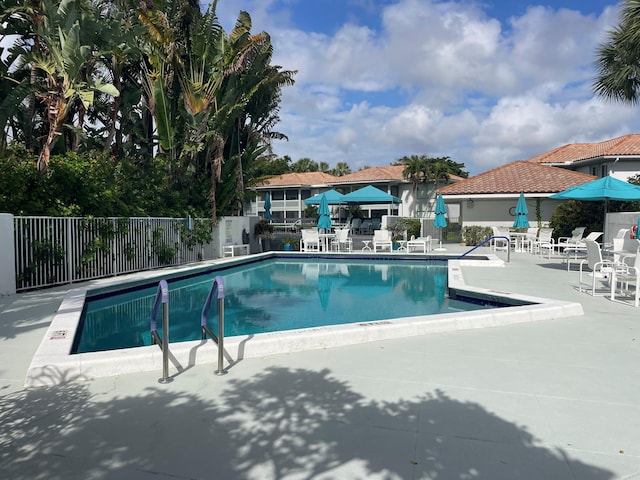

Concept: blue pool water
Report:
left=74, top=258, right=494, bottom=354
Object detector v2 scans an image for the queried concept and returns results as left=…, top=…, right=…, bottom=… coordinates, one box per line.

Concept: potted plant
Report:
left=281, top=236, right=299, bottom=251
left=254, top=220, right=274, bottom=252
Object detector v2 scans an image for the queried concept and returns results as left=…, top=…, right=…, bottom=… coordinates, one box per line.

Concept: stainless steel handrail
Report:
left=201, top=275, right=227, bottom=376
left=150, top=279, right=172, bottom=383
left=457, top=236, right=510, bottom=263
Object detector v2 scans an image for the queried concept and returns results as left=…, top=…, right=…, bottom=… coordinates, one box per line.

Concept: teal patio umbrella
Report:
left=433, top=194, right=447, bottom=250
left=304, top=189, right=346, bottom=205
left=342, top=185, right=401, bottom=204
left=512, top=193, right=529, bottom=228
left=317, top=193, right=332, bottom=230
left=263, top=193, right=272, bottom=220
left=551, top=175, right=640, bottom=241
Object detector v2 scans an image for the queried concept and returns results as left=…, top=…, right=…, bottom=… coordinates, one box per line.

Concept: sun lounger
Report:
left=407, top=236, right=435, bottom=253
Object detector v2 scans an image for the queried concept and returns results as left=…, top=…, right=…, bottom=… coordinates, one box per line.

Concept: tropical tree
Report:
left=292, top=157, right=319, bottom=172
left=399, top=154, right=467, bottom=216
left=333, top=161, right=351, bottom=176
left=594, top=0, right=640, bottom=104
left=0, top=0, right=295, bottom=220
left=4, top=0, right=120, bottom=172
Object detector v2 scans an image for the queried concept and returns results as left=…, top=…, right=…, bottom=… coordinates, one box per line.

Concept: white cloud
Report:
left=215, top=1, right=637, bottom=176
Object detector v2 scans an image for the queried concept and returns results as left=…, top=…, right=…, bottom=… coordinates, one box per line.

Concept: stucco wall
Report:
left=459, top=198, right=560, bottom=228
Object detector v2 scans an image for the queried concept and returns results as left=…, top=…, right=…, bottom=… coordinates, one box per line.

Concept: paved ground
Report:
left=0, top=245, right=639, bottom=479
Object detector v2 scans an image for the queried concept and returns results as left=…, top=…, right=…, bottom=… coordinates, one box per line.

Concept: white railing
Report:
left=14, top=216, right=219, bottom=291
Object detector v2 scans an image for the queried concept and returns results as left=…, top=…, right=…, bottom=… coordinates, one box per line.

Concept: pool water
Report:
left=74, top=258, right=493, bottom=353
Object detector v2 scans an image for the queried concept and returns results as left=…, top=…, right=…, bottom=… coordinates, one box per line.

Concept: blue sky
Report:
left=213, top=1, right=630, bottom=175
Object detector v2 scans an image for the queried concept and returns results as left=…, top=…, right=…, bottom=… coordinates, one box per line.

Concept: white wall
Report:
left=0, top=214, right=16, bottom=295
left=459, top=198, right=559, bottom=228
left=605, top=212, right=640, bottom=246
left=218, top=216, right=254, bottom=255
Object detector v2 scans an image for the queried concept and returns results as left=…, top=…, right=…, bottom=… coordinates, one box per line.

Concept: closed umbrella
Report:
left=316, top=194, right=332, bottom=251
left=433, top=194, right=447, bottom=251
left=263, top=193, right=272, bottom=220
left=317, top=193, right=332, bottom=230
left=512, top=193, right=529, bottom=229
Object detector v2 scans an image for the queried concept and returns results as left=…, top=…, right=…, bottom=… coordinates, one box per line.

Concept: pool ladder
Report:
left=150, top=280, right=172, bottom=383
left=150, top=276, right=227, bottom=382
left=201, top=276, right=227, bottom=376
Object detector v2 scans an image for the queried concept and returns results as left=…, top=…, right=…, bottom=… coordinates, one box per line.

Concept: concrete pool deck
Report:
left=1, top=245, right=639, bottom=479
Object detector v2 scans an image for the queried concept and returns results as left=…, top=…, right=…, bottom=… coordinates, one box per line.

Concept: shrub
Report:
left=461, top=226, right=492, bottom=245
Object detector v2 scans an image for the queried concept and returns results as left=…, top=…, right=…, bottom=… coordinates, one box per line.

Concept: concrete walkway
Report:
left=0, top=246, right=639, bottom=479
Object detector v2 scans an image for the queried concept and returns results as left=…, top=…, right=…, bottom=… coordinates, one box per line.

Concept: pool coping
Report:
left=25, top=252, right=584, bottom=387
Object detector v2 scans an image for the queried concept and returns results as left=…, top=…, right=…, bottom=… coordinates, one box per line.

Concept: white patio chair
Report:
left=331, top=228, right=353, bottom=252
left=563, top=232, right=603, bottom=271
left=372, top=229, right=392, bottom=252
left=611, top=246, right=640, bottom=307
left=491, top=226, right=509, bottom=251
left=578, top=240, right=624, bottom=296
left=300, top=229, right=319, bottom=252
left=533, top=228, right=554, bottom=258
left=522, top=227, right=538, bottom=253
left=604, top=228, right=629, bottom=252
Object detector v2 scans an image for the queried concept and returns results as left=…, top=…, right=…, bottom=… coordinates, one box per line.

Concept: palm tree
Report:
left=293, top=158, right=319, bottom=172
left=400, top=155, right=426, bottom=215
left=594, top=0, right=640, bottom=104
left=333, top=161, right=351, bottom=176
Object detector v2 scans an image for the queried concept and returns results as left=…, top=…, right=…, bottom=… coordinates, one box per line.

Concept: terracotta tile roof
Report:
left=527, top=134, right=640, bottom=164
left=256, top=165, right=464, bottom=188
left=331, top=165, right=406, bottom=184
left=256, top=172, right=338, bottom=188
left=437, top=161, right=597, bottom=195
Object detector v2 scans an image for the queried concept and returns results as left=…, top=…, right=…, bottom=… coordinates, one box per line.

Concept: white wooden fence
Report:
left=13, top=216, right=220, bottom=291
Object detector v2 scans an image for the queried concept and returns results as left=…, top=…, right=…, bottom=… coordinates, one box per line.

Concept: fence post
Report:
left=0, top=214, right=16, bottom=295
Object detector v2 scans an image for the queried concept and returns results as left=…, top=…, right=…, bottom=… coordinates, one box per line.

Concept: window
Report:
left=286, top=189, right=298, bottom=200
left=301, top=189, right=311, bottom=199
left=271, top=190, right=284, bottom=200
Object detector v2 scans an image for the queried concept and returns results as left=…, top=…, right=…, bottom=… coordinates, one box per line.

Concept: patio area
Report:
left=0, top=245, right=639, bottom=479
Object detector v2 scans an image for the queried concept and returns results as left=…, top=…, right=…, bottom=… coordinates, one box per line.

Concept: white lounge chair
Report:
left=407, top=235, right=435, bottom=253
left=372, top=229, right=392, bottom=252
left=556, top=226, right=586, bottom=254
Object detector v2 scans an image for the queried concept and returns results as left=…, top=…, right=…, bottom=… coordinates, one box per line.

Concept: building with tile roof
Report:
left=246, top=133, right=640, bottom=239
left=526, top=133, right=640, bottom=180
left=249, top=166, right=458, bottom=222
left=437, top=161, right=598, bottom=229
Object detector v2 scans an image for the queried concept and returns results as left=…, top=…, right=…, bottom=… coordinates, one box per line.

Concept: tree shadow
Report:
left=0, top=366, right=615, bottom=479
left=0, top=289, right=67, bottom=340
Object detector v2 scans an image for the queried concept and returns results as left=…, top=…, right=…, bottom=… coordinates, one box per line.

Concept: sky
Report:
left=212, top=0, right=633, bottom=175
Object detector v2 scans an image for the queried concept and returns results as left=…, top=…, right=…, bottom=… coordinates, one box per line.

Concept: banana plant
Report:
left=23, top=0, right=119, bottom=172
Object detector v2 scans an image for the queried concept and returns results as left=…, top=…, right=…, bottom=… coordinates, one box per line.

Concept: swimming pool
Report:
left=74, top=258, right=495, bottom=353
left=26, top=252, right=584, bottom=386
